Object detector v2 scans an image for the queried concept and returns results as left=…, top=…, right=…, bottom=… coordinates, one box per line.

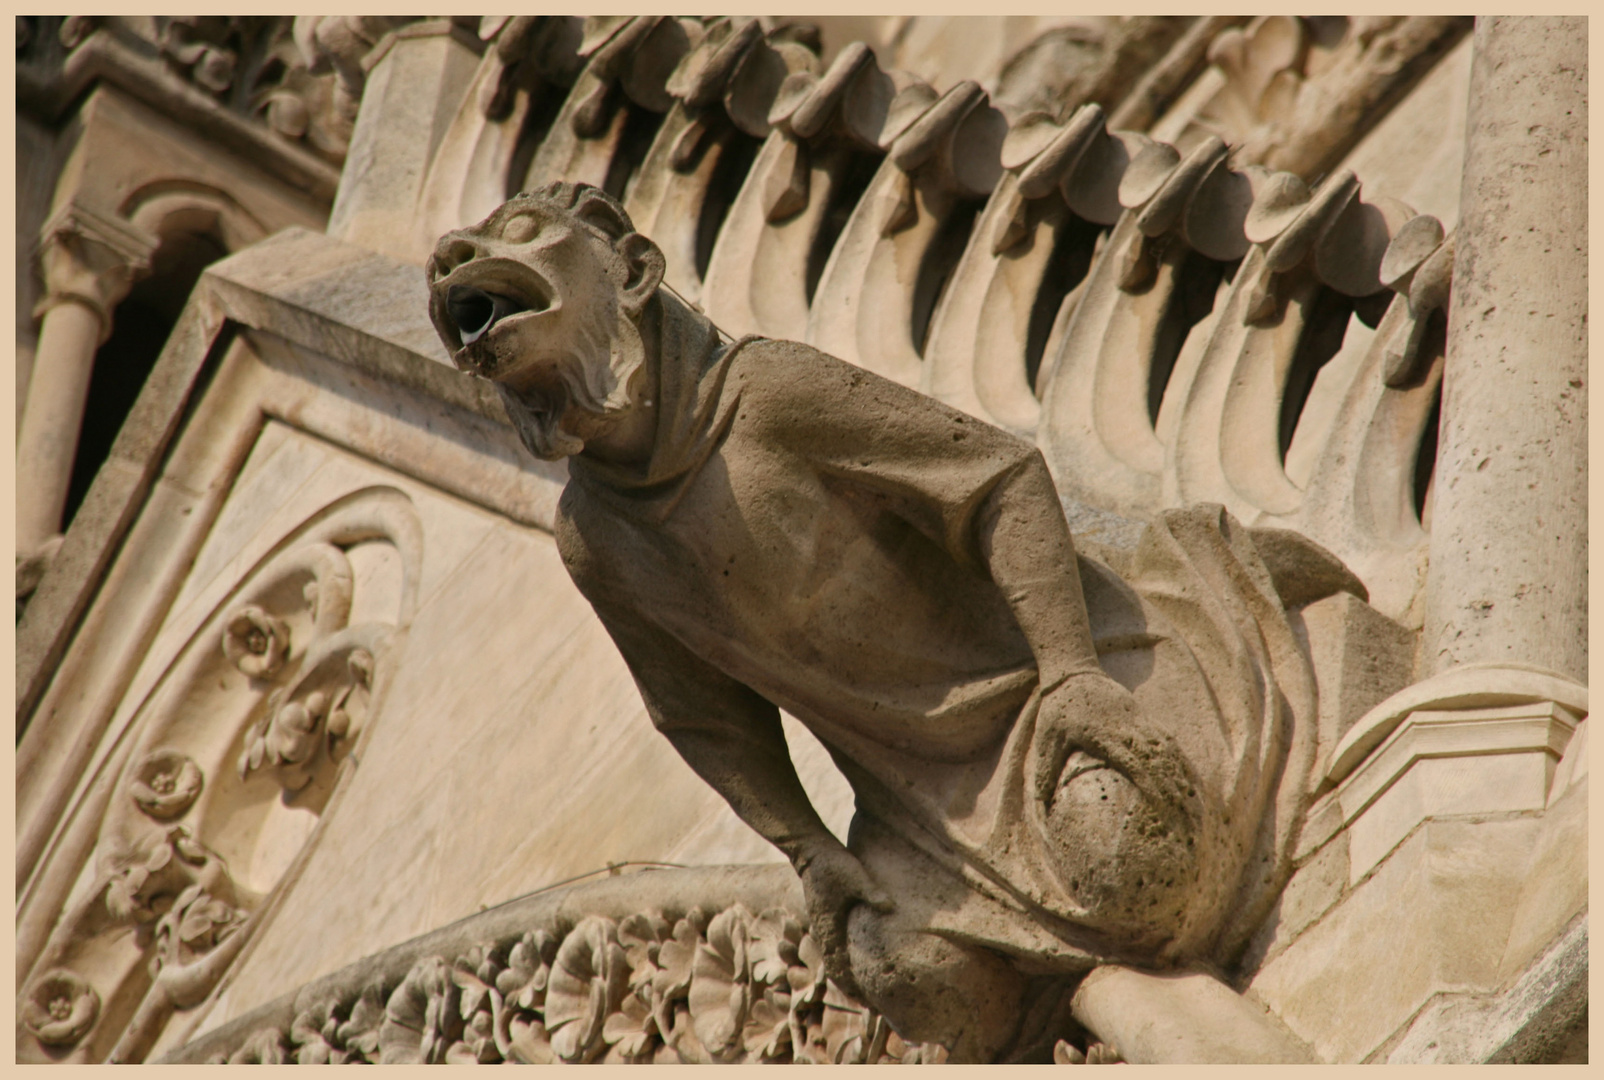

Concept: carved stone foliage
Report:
left=20, top=16, right=362, bottom=162
left=16, top=491, right=420, bottom=1063
left=201, top=900, right=952, bottom=1066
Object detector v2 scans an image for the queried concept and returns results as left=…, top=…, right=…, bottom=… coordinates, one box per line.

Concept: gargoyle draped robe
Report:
left=556, top=314, right=1320, bottom=972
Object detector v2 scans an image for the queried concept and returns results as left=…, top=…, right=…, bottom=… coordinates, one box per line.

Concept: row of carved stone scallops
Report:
left=488, top=16, right=1003, bottom=203
left=495, top=15, right=1454, bottom=362
left=200, top=902, right=948, bottom=1065
left=995, top=101, right=1455, bottom=343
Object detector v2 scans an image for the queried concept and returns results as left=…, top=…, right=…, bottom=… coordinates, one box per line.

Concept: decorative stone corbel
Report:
left=158, top=16, right=241, bottom=97
left=293, top=15, right=406, bottom=129
left=475, top=16, right=584, bottom=121
left=699, top=40, right=910, bottom=340
left=1229, top=168, right=1414, bottom=326
left=760, top=41, right=930, bottom=226
left=514, top=16, right=702, bottom=197
left=918, top=101, right=1114, bottom=433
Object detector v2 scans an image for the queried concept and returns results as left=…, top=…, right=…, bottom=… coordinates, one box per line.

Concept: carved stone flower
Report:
left=221, top=605, right=290, bottom=678
left=268, top=692, right=323, bottom=764
left=227, top=1028, right=289, bottom=1064
left=617, top=909, right=672, bottom=989
left=22, top=969, right=100, bottom=1047
left=748, top=907, right=805, bottom=986
left=291, top=1000, right=353, bottom=1065
left=601, top=985, right=659, bottom=1061
left=129, top=749, right=204, bottom=820
left=380, top=956, right=459, bottom=1064
left=741, top=984, right=793, bottom=1061
left=817, top=980, right=875, bottom=1064
left=336, top=986, right=387, bottom=1063
left=544, top=915, right=629, bottom=1063
left=447, top=960, right=503, bottom=1064
left=781, top=925, right=827, bottom=1056
left=495, top=928, right=557, bottom=1011
left=238, top=690, right=325, bottom=787
left=687, top=903, right=754, bottom=1057
left=153, top=883, right=244, bottom=971
left=325, top=649, right=373, bottom=742
left=650, top=908, right=709, bottom=1047
left=103, top=826, right=211, bottom=923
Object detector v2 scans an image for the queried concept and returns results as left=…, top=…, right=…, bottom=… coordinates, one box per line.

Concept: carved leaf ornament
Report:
left=204, top=899, right=950, bottom=1065
left=18, top=490, right=419, bottom=1061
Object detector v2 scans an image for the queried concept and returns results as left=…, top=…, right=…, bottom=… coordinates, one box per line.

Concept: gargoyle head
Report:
left=427, top=183, right=666, bottom=460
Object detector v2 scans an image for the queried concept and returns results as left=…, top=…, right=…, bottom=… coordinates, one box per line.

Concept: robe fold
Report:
left=556, top=319, right=1318, bottom=971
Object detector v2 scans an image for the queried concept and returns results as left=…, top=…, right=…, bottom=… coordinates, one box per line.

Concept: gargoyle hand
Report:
left=1034, top=669, right=1145, bottom=803
left=795, top=842, right=895, bottom=994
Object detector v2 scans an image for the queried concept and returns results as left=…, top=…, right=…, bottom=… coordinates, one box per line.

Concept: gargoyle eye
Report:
left=503, top=215, right=541, bottom=244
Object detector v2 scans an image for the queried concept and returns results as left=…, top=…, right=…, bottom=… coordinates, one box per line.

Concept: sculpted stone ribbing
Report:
left=428, top=184, right=1332, bottom=1061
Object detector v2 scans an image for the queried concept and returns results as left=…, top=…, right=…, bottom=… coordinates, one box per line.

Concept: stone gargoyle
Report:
left=426, top=183, right=1349, bottom=1062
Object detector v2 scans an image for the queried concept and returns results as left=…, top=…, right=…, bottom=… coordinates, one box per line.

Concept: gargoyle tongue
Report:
left=447, top=285, right=530, bottom=346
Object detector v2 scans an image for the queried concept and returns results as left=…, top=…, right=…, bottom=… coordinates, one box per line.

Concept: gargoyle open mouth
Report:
left=432, top=255, right=557, bottom=357
left=445, top=281, right=556, bottom=347
left=446, top=285, right=527, bottom=346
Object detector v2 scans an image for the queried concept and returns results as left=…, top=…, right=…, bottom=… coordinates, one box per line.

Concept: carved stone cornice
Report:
left=33, top=200, right=160, bottom=339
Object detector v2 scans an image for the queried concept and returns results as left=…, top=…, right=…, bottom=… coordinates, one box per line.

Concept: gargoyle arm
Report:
left=591, top=600, right=843, bottom=867
left=974, top=454, right=1103, bottom=691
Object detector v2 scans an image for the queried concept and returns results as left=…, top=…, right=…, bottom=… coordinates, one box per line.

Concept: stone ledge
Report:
left=1377, top=912, right=1587, bottom=1063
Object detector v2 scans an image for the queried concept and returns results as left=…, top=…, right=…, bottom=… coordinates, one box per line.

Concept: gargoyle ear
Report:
left=617, top=232, right=665, bottom=315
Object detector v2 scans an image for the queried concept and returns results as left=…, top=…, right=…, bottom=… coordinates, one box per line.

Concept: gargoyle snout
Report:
left=430, top=234, right=484, bottom=282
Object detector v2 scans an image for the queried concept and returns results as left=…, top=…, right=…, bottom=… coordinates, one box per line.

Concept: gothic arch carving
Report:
left=16, top=488, right=422, bottom=1063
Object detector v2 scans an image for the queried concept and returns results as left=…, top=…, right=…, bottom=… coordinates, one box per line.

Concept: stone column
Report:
left=16, top=203, right=155, bottom=555
left=1421, top=17, right=1587, bottom=683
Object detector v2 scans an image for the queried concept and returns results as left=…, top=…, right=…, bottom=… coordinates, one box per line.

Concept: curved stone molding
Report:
left=15, top=489, right=422, bottom=1063
left=1327, top=662, right=1589, bottom=787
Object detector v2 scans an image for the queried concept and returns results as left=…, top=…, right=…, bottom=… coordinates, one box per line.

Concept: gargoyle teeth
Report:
left=447, top=285, right=537, bottom=346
